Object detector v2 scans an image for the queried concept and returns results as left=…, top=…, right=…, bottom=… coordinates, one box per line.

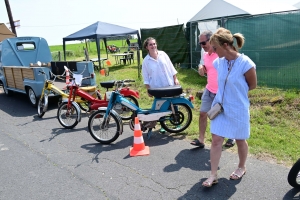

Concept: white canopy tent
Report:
left=188, top=0, right=298, bottom=23
left=294, top=2, right=300, bottom=8
left=188, top=0, right=250, bottom=23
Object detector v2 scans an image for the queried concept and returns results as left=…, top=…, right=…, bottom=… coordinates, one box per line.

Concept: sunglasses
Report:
left=212, top=46, right=217, bottom=52
left=199, top=39, right=209, bottom=46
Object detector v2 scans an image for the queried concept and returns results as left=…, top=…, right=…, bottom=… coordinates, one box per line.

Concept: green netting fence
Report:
left=140, top=24, right=189, bottom=68
left=189, top=10, right=300, bottom=89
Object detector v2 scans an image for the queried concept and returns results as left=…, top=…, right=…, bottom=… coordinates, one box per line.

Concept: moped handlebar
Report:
left=39, top=70, right=65, bottom=81
left=115, top=79, right=135, bottom=84
left=114, top=79, right=135, bottom=89
left=69, top=76, right=91, bottom=81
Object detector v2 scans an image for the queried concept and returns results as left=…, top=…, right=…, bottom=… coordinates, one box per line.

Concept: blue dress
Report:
left=210, top=54, right=256, bottom=140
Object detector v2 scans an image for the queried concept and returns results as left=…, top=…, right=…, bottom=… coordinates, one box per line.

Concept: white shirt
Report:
left=142, top=50, right=177, bottom=88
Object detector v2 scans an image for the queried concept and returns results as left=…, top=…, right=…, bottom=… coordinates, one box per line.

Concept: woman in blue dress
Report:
left=202, top=28, right=257, bottom=187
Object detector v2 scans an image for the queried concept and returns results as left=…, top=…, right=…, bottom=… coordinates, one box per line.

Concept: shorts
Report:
left=200, top=88, right=216, bottom=112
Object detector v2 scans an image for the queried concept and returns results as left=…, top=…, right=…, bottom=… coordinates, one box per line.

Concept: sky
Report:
left=1, top=0, right=299, bottom=46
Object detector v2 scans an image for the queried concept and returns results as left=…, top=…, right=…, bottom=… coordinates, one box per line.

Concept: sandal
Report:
left=190, top=139, right=205, bottom=148
left=230, top=168, right=246, bottom=180
left=224, top=139, right=235, bottom=148
left=202, top=175, right=218, bottom=187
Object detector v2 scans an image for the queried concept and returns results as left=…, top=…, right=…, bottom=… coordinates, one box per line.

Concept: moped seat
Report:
left=100, top=80, right=115, bottom=89
left=148, top=85, right=183, bottom=97
left=80, top=86, right=96, bottom=92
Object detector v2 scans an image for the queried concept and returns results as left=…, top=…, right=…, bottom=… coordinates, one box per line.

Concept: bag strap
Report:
left=221, top=55, right=239, bottom=104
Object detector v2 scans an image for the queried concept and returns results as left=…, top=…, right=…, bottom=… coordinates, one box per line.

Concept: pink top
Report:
left=204, top=52, right=218, bottom=93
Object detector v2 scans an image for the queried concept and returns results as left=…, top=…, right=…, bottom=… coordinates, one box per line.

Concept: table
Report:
left=111, top=53, right=132, bottom=65
left=83, top=58, right=108, bottom=70
left=90, top=58, right=108, bottom=70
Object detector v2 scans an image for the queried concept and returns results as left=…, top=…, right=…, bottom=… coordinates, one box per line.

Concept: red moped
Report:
left=57, top=70, right=139, bottom=129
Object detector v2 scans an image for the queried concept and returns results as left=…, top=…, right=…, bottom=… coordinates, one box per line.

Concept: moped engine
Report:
left=129, top=119, right=157, bottom=132
left=113, top=103, right=126, bottom=114
left=143, top=121, right=157, bottom=129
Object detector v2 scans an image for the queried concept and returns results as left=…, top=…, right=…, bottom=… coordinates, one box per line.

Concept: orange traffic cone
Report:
left=100, top=69, right=105, bottom=76
left=130, top=117, right=150, bottom=157
left=64, top=66, right=70, bottom=85
left=62, top=66, right=70, bottom=90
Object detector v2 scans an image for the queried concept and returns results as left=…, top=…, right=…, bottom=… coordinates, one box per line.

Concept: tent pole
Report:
left=63, top=41, right=66, bottom=61
left=85, top=39, right=88, bottom=52
left=96, top=38, right=101, bottom=70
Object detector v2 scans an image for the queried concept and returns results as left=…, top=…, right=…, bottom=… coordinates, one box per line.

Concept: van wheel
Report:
left=27, top=87, right=38, bottom=107
left=0, top=81, right=13, bottom=96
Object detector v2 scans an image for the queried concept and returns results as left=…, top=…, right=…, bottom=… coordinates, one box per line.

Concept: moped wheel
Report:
left=57, top=102, right=79, bottom=129
left=288, top=158, right=300, bottom=188
left=160, top=103, right=192, bottom=133
left=114, top=96, right=138, bottom=120
left=88, top=110, right=120, bottom=144
left=37, top=95, right=47, bottom=118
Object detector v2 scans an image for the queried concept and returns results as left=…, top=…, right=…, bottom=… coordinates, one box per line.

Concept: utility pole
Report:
left=4, top=0, right=17, bottom=36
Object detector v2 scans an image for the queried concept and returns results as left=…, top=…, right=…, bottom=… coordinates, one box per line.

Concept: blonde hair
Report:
left=210, top=28, right=244, bottom=51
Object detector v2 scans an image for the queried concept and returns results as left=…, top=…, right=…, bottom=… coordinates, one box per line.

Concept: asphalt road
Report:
left=0, top=91, right=299, bottom=200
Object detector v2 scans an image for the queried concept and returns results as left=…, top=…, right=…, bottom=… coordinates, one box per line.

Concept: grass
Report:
left=49, top=42, right=300, bottom=167
left=50, top=40, right=138, bottom=61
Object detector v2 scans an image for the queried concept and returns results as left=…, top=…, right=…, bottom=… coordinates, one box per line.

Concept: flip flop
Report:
left=224, top=139, right=235, bottom=148
left=190, top=139, right=205, bottom=148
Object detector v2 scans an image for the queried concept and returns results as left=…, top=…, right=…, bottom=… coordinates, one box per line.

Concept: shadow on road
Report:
left=80, top=129, right=187, bottom=162
left=178, top=177, right=241, bottom=200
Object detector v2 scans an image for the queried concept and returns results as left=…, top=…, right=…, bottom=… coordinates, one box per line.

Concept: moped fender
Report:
left=61, top=99, right=82, bottom=122
left=43, top=94, right=49, bottom=112
left=153, top=97, right=194, bottom=111
left=169, top=97, right=194, bottom=109
left=119, top=88, right=140, bottom=98
left=97, top=107, right=123, bottom=135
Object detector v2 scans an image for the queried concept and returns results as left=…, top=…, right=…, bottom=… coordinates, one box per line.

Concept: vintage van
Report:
left=0, top=37, right=96, bottom=107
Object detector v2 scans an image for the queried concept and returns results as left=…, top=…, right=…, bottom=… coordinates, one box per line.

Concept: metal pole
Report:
left=137, top=48, right=141, bottom=79
left=4, top=0, right=17, bottom=36
left=189, top=22, right=192, bottom=69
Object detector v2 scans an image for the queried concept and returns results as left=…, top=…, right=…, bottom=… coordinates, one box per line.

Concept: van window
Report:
left=16, top=42, right=36, bottom=51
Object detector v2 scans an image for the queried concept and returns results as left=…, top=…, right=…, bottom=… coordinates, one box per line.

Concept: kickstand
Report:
left=147, top=128, right=153, bottom=140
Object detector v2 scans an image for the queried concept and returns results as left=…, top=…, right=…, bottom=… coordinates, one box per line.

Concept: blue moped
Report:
left=87, top=80, right=194, bottom=144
